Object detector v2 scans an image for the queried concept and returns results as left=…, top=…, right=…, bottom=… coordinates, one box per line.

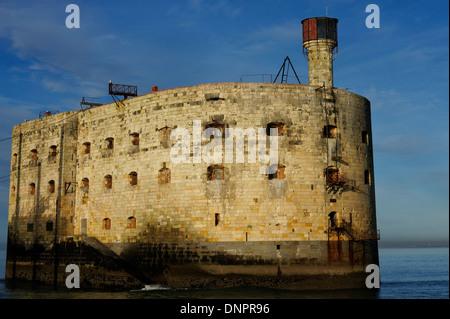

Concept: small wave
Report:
left=130, top=284, right=171, bottom=292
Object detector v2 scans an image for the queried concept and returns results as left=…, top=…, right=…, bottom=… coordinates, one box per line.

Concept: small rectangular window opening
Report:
left=362, top=131, right=369, bottom=144
left=268, top=165, right=286, bottom=180
left=83, top=142, right=91, bottom=154
left=215, top=213, right=220, bottom=226
left=267, top=122, right=286, bottom=136
left=131, top=133, right=140, bottom=146
left=207, top=165, right=224, bottom=181
left=105, top=138, right=114, bottom=150
left=323, top=125, right=337, bottom=138
left=129, top=172, right=138, bottom=186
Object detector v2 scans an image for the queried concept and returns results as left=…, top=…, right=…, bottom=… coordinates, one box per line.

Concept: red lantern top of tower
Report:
left=301, top=17, right=338, bottom=45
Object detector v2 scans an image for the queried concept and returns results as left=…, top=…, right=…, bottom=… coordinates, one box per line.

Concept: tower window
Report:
left=159, top=168, right=171, bottom=184
left=131, top=132, right=140, bottom=146
left=48, top=180, right=55, bottom=194
left=207, top=165, right=224, bottom=181
left=103, top=218, right=111, bottom=230
left=81, top=178, right=89, bottom=203
left=82, top=142, right=91, bottom=154
left=30, top=149, right=38, bottom=160
left=268, top=164, right=286, bottom=180
left=325, top=167, right=346, bottom=186
left=127, top=217, right=136, bottom=229
left=105, top=137, right=114, bottom=150
left=46, top=220, right=54, bottom=231
left=215, top=213, right=220, bottom=226
left=266, top=122, right=286, bottom=136
left=27, top=222, right=34, bottom=232
left=205, top=122, right=227, bottom=139
left=49, top=145, right=57, bottom=157
left=364, top=169, right=371, bottom=185
left=323, top=125, right=337, bottom=138
left=159, top=127, right=172, bottom=143
left=81, top=178, right=89, bottom=189
left=129, top=172, right=138, bottom=186
left=328, top=212, right=337, bottom=228
left=104, top=175, right=112, bottom=189
left=362, top=131, right=369, bottom=144
left=29, top=183, right=36, bottom=195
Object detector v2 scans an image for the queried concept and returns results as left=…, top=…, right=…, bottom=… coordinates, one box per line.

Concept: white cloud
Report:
left=0, top=1, right=137, bottom=96
left=229, top=20, right=302, bottom=56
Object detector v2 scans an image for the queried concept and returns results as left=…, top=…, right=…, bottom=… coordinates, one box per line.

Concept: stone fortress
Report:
left=6, top=17, right=379, bottom=289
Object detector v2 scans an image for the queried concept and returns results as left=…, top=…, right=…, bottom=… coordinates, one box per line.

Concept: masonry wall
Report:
left=7, top=82, right=378, bottom=288
left=7, top=82, right=373, bottom=244
left=8, top=112, right=78, bottom=246
left=8, top=83, right=377, bottom=246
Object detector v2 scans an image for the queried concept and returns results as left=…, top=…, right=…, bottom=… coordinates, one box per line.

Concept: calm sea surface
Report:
left=0, top=247, right=448, bottom=299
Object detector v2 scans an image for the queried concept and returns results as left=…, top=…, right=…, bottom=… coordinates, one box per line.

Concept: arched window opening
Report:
left=127, top=217, right=136, bottom=229
left=215, top=213, right=220, bottom=226
left=30, top=149, right=38, bottom=160
left=104, top=175, right=112, bottom=189
left=48, top=145, right=57, bottom=163
left=129, top=172, right=138, bottom=186
left=82, top=142, right=91, bottom=154
left=328, top=212, right=337, bottom=228
left=29, top=183, right=36, bottom=195
left=81, top=178, right=89, bottom=189
left=81, top=178, right=89, bottom=204
left=48, top=180, right=55, bottom=194
left=103, top=218, right=111, bottom=230
left=49, top=145, right=57, bottom=157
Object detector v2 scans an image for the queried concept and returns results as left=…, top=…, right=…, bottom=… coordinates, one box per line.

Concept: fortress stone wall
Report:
left=6, top=82, right=379, bottom=289
left=8, top=83, right=377, bottom=243
left=6, top=16, right=379, bottom=290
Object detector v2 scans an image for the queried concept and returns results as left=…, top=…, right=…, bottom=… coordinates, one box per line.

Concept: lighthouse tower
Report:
left=301, top=17, right=338, bottom=88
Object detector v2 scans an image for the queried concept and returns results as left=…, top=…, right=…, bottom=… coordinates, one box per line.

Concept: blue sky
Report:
left=0, top=0, right=448, bottom=245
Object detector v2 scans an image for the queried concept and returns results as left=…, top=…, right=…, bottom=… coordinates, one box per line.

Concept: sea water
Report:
left=0, top=247, right=448, bottom=299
